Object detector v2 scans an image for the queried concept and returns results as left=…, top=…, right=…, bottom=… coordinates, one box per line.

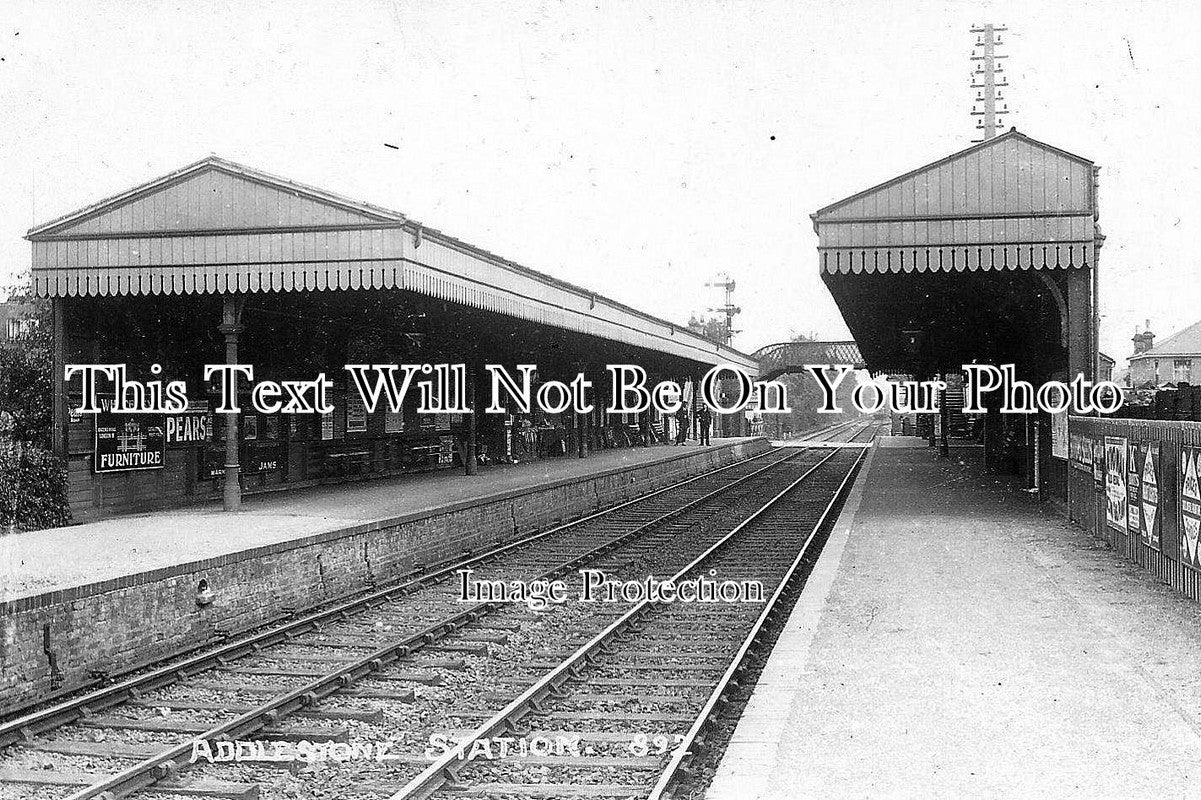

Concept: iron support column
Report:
left=1066, top=266, right=1093, bottom=382
left=218, top=295, right=244, bottom=511
left=465, top=364, right=478, bottom=475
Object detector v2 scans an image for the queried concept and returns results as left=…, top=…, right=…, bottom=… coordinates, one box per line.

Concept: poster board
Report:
left=346, top=395, right=368, bottom=433
left=1069, top=432, right=1092, bottom=473
left=1181, top=446, right=1201, bottom=570
left=1126, top=441, right=1141, bottom=536
left=94, top=412, right=165, bottom=472
left=1050, top=411, right=1068, bottom=459
left=1104, top=436, right=1127, bottom=531
left=164, top=401, right=211, bottom=446
left=1139, top=443, right=1161, bottom=551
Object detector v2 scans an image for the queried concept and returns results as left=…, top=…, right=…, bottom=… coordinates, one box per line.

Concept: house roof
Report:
left=1130, top=319, right=1201, bottom=360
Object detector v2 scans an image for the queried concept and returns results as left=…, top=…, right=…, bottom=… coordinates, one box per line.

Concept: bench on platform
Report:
left=325, top=450, right=371, bottom=477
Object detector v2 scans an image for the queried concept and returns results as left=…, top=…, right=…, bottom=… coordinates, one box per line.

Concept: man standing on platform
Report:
left=674, top=404, right=690, bottom=445
left=697, top=402, right=712, bottom=446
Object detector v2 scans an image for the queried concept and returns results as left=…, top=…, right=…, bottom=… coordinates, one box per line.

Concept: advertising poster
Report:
left=248, top=442, right=284, bottom=474
left=346, top=395, right=368, bottom=433
left=1140, top=443, right=1161, bottom=551
left=202, top=443, right=283, bottom=478
left=384, top=409, right=405, bottom=434
left=1050, top=411, right=1068, bottom=460
left=438, top=435, right=456, bottom=467
left=94, top=412, right=166, bottom=473
left=1126, top=442, right=1141, bottom=537
left=200, top=447, right=225, bottom=481
left=1069, top=433, right=1092, bottom=473
left=1181, top=446, right=1201, bottom=570
left=164, top=401, right=211, bottom=446
left=1104, top=436, right=1127, bottom=531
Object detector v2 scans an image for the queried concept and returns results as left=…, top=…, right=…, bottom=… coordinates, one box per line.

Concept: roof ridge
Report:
left=811, top=129, right=1095, bottom=221
left=1132, top=318, right=1201, bottom=359
left=26, top=156, right=407, bottom=238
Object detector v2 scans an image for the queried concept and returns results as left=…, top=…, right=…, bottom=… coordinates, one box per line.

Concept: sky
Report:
left=1, top=0, right=1198, bottom=362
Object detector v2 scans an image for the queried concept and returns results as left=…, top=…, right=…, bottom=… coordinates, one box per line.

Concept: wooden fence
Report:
left=1068, top=417, right=1201, bottom=601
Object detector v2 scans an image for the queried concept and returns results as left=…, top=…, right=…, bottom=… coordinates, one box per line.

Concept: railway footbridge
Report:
left=753, top=340, right=865, bottom=382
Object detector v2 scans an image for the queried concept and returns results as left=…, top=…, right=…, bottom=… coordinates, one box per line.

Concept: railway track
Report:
left=0, top=421, right=877, bottom=800
left=389, top=444, right=869, bottom=800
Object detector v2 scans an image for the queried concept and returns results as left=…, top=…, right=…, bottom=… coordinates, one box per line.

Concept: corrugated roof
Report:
left=811, top=129, right=1095, bottom=220
left=1130, top=320, right=1201, bottom=360
left=27, top=156, right=407, bottom=237
left=26, top=157, right=757, bottom=370
left=811, top=129, right=1099, bottom=277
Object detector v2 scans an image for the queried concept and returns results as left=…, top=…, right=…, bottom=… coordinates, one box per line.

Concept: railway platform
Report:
left=0, top=436, right=769, bottom=715
left=708, top=437, right=1201, bottom=799
left=2, top=438, right=759, bottom=602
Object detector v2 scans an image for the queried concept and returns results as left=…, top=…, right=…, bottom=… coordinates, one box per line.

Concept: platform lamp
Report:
left=900, top=326, right=936, bottom=447
left=900, top=327, right=925, bottom=359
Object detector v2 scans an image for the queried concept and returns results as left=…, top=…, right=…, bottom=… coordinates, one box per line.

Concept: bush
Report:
left=0, top=445, right=71, bottom=532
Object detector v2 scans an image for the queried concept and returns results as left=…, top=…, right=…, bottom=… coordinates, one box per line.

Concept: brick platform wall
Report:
left=0, top=438, right=769, bottom=715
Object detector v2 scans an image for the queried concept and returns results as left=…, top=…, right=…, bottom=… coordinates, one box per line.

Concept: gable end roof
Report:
left=811, top=128, right=1095, bottom=222
left=27, top=156, right=407, bottom=239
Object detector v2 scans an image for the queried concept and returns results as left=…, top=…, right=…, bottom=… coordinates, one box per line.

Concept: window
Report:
left=1173, top=359, right=1193, bottom=384
left=5, top=317, right=36, bottom=341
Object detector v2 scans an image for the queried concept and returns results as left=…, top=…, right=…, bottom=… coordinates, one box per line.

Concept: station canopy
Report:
left=814, top=129, right=1102, bottom=378
left=28, top=156, right=756, bottom=371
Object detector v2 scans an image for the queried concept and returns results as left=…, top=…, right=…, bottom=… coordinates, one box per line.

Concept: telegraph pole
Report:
left=970, top=24, right=1009, bottom=141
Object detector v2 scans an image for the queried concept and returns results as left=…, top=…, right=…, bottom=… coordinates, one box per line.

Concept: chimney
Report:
left=1132, top=319, right=1156, bottom=354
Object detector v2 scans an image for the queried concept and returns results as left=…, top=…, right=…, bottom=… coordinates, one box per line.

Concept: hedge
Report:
left=0, top=445, right=71, bottom=533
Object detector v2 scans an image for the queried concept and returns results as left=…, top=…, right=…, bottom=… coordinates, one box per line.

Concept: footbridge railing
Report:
left=754, top=340, right=864, bottom=381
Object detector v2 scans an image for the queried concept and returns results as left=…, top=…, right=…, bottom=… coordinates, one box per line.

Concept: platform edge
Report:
left=705, top=440, right=878, bottom=800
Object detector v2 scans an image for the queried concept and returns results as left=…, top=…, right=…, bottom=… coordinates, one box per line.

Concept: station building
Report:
left=807, top=128, right=1201, bottom=606
left=28, top=157, right=757, bottom=521
left=812, top=129, right=1102, bottom=502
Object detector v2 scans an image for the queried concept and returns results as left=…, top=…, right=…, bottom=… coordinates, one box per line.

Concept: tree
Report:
left=0, top=276, right=70, bottom=531
left=0, top=279, right=53, bottom=448
left=686, top=313, right=729, bottom=344
left=764, top=333, right=864, bottom=438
